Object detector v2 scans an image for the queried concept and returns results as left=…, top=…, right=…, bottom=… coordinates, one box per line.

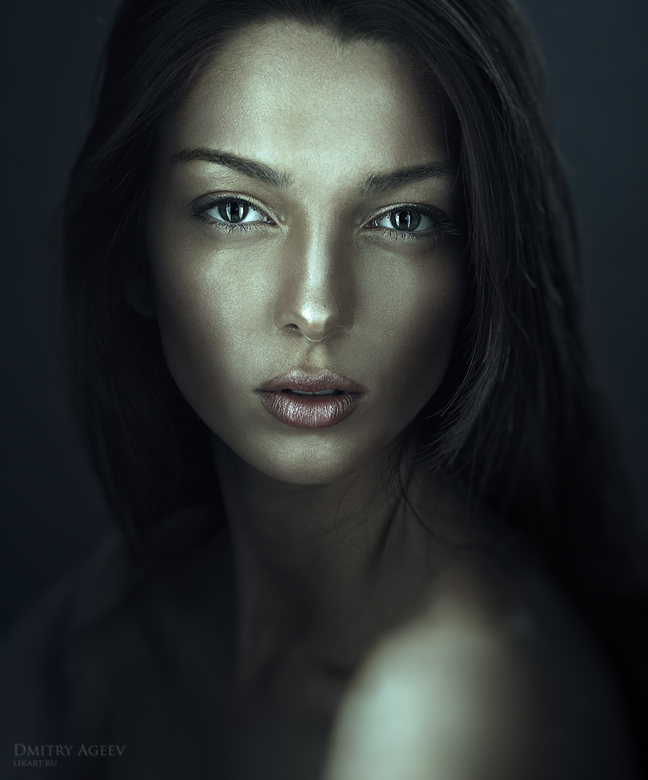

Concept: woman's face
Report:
left=146, top=21, right=465, bottom=486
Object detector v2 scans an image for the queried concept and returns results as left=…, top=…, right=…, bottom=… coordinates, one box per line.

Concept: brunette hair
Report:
left=63, top=0, right=646, bottom=763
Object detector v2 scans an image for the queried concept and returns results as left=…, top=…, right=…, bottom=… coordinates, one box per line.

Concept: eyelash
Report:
left=191, top=195, right=275, bottom=234
left=365, top=205, right=459, bottom=242
left=191, top=194, right=459, bottom=241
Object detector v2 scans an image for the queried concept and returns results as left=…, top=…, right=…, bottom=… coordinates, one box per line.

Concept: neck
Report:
left=212, top=435, right=467, bottom=695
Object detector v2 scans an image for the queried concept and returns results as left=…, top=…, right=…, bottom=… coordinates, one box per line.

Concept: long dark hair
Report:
left=63, top=0, right=647, bottom=766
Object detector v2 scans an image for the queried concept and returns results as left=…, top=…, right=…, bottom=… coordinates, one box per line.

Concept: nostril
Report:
left=278, top=312, right=348, bottom=342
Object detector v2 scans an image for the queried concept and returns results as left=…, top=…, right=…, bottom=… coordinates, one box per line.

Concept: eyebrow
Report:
left=172, top=147, right=454, bottom=194
left=171, top=148, right=292, bottom=189
left=360, top=163, right=455, bottom=195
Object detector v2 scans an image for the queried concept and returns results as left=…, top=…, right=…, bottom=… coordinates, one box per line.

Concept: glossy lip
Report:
left=257, top=370, right=366, bottom=429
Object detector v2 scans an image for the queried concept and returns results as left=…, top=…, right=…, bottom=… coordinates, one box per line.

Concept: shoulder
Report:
left=1, top=502, right=227, bottom=648
left=324, top=556, right=639, bottom=780
left=0, top=529, right=132, bottom=748
left=0, top=504, right=230, bottom=749
left=1, top=528, right=132, bottom=661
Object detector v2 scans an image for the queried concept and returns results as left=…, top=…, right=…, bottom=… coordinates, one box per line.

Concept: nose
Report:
left=274, top=227, right=355, bottom=342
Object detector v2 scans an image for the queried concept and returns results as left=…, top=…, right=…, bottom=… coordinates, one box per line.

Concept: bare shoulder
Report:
left=323, top=554, right=638, bottom=780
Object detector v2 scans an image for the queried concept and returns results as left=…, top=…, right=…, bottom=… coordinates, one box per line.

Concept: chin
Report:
left=215, top=427, right=390, bottom=488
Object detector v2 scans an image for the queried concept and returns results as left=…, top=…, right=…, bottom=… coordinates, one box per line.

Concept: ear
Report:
left=120, top=256, right=157, bottom=318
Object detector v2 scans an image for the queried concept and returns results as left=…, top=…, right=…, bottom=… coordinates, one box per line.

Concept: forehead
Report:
left=160, top=20, right=450, bottom=186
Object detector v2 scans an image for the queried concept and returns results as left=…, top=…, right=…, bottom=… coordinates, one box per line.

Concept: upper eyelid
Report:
left=366, top=202, right=446, bottom=220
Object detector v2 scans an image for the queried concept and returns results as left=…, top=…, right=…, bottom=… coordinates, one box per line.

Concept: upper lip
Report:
left=259, top=369, right=366, bottom=394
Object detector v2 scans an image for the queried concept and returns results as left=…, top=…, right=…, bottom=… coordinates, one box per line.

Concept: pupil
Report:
left=391, top=210, right=421, bottom=231
left=218, top=200, right=248, bottom=223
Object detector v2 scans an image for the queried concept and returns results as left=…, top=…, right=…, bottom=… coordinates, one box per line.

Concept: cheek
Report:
left=150, top=244, right=263, bottom=420
left=361, top=247, right=466, bottom=418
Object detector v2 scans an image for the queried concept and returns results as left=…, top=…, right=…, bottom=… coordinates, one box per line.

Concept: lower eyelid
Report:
left=376, top=227, right=439, bottom=242
left=203, top=219, right=269, bottom=234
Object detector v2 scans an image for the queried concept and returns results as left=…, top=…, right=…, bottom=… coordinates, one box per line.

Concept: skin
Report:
left=142, top=19, right=634, bottom=780
left=146, top=23, right=465, bottom=490
left=146, top=20, right=466, bottom=665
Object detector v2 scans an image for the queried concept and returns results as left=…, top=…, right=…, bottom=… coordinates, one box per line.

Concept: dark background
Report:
left=1, top=0, right=646, bottom=633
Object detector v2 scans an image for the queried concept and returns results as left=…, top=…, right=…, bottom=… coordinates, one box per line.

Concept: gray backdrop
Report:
left=1, top=0, right=646, bottom=632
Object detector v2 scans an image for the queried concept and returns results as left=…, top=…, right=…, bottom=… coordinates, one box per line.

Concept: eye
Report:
left=191, top=194, right=275, bottom=231
left=204, top=198, right=269, bottom=225
left=378, top=209, right=430, bottom=232
left=364, top=205, right=458, bottom=240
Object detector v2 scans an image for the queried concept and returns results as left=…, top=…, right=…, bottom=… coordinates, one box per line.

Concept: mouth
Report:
left=257, top=370, right=366, bottom=429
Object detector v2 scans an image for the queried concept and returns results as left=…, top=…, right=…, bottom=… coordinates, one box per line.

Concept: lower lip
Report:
left=258, top=391, right=362, bottom=429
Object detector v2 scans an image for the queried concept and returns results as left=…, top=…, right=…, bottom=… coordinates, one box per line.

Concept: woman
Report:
left=2, top=0, right=646, bottom=777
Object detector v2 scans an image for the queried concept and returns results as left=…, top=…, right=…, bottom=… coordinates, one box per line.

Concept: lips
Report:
left=257, top=370, right=366, bottom=428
